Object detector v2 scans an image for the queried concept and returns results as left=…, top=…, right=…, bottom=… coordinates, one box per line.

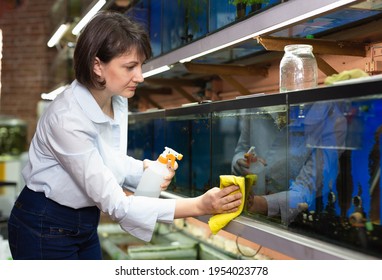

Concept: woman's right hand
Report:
left=199, top=185, right=242, bottom=215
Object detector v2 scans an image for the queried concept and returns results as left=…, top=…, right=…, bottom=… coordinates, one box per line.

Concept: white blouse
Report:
left=22, top=80, right=175, bottom=241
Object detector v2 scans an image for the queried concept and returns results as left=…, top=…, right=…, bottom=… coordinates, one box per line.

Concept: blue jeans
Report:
left=8, top=186, right=102, bottom=260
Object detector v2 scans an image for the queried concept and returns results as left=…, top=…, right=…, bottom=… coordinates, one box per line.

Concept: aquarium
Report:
left=287, top=93, right=382, bottom=258
left=127, top=78, right=382, bottom=258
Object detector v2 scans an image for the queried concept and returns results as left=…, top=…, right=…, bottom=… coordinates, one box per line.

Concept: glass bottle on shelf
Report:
left=279, top=44, right=318, bottom=93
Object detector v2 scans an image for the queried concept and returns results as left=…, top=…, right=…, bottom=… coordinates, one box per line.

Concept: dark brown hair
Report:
left=73, top=11, right=152, bottom=90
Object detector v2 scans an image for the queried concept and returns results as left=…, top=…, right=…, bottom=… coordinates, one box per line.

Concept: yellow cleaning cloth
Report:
left=324, top=68, right=369, bottom=85
left=208, top=174, right=252, bottom=234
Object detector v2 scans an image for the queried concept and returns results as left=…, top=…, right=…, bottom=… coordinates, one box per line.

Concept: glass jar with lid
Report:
left=279, top=44, right=318, bottom=93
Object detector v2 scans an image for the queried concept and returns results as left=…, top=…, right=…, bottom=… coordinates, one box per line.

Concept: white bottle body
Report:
left=135, top=160, right=169, bottom=197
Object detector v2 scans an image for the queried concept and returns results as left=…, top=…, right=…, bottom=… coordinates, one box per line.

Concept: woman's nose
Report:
left=134, top=68, right=144, bottom=83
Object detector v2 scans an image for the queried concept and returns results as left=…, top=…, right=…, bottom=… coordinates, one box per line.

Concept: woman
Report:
left=7, top=11, right=242, bottom=260
left=232, top=102, right=346, bottom=224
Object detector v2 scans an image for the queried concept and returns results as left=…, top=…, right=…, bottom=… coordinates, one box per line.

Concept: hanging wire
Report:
left=235, top=234, right=262, bottom=258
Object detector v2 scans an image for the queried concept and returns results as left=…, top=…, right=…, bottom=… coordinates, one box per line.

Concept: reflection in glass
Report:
left=229, top=105, right=289, bottom=223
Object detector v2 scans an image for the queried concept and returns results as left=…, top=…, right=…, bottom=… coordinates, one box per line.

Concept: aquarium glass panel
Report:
left=212, top=105, right=288, bottom=224
left=127, top=114, right=165, bottom=161
left=288, top=95, right=382, bottom=258
left=164, top=113, right=211, bottom=197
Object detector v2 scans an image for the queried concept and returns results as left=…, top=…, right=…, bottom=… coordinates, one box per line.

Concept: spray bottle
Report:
left=135, top=147, right=183, bottom=198
left=245, top=147, right=266, bottom=172
left=245, top=146, right=267, bottom=195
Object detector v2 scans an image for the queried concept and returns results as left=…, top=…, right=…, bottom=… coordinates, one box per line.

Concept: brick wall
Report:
left=0, top=0, right=57, bottom=143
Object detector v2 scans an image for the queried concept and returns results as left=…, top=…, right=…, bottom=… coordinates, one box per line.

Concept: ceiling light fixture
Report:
left=179, top=0, right=357, bottom=63
left=72, top=0, right=106, bottom=36
left=143, top=65, right=171, bottom=78
left=47, top=23, right=70, bottom=48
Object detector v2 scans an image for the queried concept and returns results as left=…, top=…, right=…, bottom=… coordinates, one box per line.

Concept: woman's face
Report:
left=94, top=48, right=145, bottom=99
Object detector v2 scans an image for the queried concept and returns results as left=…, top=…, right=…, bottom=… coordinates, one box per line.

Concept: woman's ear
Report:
left=93, top=57, right=103, bottom=78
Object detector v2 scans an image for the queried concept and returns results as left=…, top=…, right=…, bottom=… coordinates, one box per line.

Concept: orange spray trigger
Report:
left=164, top=147, right=183, bottom=168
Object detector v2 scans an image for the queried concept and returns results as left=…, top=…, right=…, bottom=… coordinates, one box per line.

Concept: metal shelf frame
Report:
left=142, top=0, right=359, bottom=74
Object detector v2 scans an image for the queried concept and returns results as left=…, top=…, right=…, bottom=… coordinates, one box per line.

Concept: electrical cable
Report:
left=235, top=234, right=262, bottom=258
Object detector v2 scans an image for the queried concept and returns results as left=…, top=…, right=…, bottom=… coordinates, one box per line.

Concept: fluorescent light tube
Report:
left=143, top=65, right=171, bottom=78
left=72, top=0, right=106, bottom=36
left=180, top=45, right=232, bottom=63
left=179, top=0, right=357, bottom=63
left=47, top=23, right=70, bottom=47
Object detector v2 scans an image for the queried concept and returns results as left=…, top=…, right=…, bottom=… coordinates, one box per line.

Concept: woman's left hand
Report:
left=143, top=159, right=178, bottom=191
left=161, top=161, right=178, bottom=190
